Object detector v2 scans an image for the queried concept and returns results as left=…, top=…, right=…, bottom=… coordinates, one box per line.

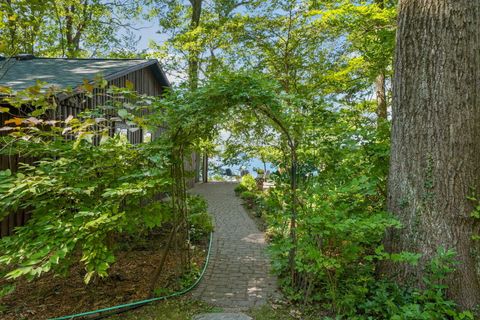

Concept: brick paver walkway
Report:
left=190, top=182, right=279, bottom=310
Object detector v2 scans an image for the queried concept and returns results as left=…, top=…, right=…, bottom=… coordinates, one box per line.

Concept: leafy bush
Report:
left=0, top=83, right=208, bottom=286
left=0, top=136, right=172, bottom=283
left=187, top=195, right=214, bottom=242
left=240, top=191, right=257, bottom=209
left=255, top=168, right=265, bottom=175
left=234, top=183, right=248, bottom=195
left=261, top=107, right=396, bottom=312
left=239, top=174, right=257, bottom=192
left=211, top=174, right=225, bottom=181
left=267, top=175, right=399, bottom=307
left=240, top=190, right=256, bottom=200
left=353, top=248, right=474, bottom=320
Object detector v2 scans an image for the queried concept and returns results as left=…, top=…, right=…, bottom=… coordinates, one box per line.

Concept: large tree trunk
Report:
left=386, top=0, right=480, bottom=310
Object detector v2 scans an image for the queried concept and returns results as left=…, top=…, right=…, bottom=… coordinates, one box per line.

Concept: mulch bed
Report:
left=0, top=229, right=208, bottom=320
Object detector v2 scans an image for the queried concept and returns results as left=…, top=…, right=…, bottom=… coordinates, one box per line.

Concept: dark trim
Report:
left=56, top=59, right=171, bottom=101
left=103, top=59, right=170, bottom=88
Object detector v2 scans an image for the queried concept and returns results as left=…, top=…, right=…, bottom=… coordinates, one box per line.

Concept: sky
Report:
left=132, top=19, right=163, bottom=51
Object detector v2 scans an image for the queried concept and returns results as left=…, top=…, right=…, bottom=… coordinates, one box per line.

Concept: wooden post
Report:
left=194, top=152, right=201, bottom=182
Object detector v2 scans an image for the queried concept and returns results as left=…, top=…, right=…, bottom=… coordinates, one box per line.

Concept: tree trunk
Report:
left=202, top=153, right=208, bottom=183
left=194, top=152, right=201, bottom=182
left=375, top=72, right=387, bottom=121
left=374, top=0, right=388, bottom=123
left=188, top=0, right=202, bottom=90
left=385, top=0, right=480, bottom=310
left=289, top=146, right=298, bottom=286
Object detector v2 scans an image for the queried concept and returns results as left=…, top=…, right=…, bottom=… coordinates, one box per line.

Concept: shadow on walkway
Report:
left=190, top=182, right=280, bottom=310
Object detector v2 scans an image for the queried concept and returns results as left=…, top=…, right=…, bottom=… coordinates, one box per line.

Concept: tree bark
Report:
left=374, top=0, right=388, bottom=123
left=188, top=0, right=202, bottom=90
left=385, top=0, right=480, bottom=310
left=289, top=146, right=298, bottom=286
left=202, top=153, right=208, bottom=183
left=375, top=72, right=387, bottom=121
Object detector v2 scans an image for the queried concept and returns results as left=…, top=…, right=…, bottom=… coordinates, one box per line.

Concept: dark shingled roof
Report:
left=0, top=57, right=170, bottom=92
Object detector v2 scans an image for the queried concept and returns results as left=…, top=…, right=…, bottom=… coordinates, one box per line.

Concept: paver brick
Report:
left=190, top=182, right=281, bottom=309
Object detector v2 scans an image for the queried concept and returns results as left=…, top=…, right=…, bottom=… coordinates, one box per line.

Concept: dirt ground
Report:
left=0, top=229, right=208, bottom=320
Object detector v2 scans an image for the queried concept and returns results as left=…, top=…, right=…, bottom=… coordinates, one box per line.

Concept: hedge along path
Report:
left=190, top=182, right=280, bottom=310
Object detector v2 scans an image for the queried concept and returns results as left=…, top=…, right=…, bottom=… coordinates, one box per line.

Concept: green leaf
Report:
left=118, top=109, right=129, bottom=118
left=0, top=284, right=15, bottom=298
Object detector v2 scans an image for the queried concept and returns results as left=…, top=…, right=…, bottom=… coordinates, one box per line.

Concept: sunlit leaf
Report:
left=4, top=117, right=23, bottom=126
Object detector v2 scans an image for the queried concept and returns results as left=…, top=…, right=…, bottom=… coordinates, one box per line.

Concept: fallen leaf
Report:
left=4, top=118, right=23, bottom=126
left=0, top=86, right=12, bottom=94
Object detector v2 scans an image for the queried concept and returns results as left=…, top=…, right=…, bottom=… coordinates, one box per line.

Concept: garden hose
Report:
left=49, top=231, right=214, bottom=320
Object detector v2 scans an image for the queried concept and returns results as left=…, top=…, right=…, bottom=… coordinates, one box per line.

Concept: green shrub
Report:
left=211, top=174, right=225, bottom=181
left=240, top=190, right=257, bottom=209
left=187, top=195, right=213, bottom=242
left=353, top=248, right=474, bottom=320
left=240, top=190, right=256, bottom=201
left=234, top=183, right=248, bottom=195
left=240, top=174, right=257, bottom=192
left=265, top=175, right=399, bottom=306
left=0, top=136, right=172, bottom=284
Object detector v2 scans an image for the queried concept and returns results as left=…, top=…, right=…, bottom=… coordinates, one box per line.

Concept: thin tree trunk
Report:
left=375, top=72, right=387, bottom=121
left=188, top=0, right=204, bottom=181
left=385, top=0, right=480, bottom=310
left=257, top=105, right=299, bottom=285
left=289, top=147, right=298, bottom=285
left=188, top=0, right=202, bottom=90
left=202, top=153, right=208, bottom=183
left=195, top=152, right=201, bottom=182
left=374, top=0, right=387, bottom=123
left=149, top=224, right=177, bottom=295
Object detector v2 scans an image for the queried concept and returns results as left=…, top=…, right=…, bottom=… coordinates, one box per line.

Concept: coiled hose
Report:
left=50, top=231, right=213, bottom=320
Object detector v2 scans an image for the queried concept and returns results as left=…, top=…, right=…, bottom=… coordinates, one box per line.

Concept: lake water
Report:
left=208, top=157, right=276, bottom=179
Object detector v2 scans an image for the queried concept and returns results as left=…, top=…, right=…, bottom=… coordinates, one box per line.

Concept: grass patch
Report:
left=248, top=304, right=326, bottom=320
left=106, top=298, right=220, bottom=320
left=105, top=298, right=326, bottom=320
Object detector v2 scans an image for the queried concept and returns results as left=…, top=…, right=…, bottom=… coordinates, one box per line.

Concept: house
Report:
left=0, top=55, right=171, bottom=144
left=0, top=55, right=198, bottom=237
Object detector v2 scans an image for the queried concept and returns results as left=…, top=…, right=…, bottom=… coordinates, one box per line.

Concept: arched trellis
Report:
left=0, top=72, right=308, bottom=296
left=142, top=72, right=303, bottom=287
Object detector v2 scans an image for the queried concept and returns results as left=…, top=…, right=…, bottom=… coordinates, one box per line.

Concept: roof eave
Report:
left=57, top=59, right=171, bottom=102
left=104, top=59, right=171, bottom=88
